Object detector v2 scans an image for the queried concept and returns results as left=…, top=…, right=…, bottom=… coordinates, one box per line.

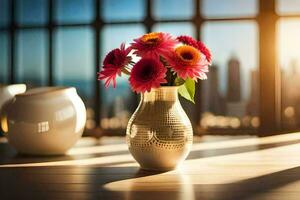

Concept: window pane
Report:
left=277, top=19, right=300, bottom=130
left=201, top=21, right=259, bottom=130
left=153, top=0, right=194, bottom=20
left=201, top=0, right=258, bottom=18
left=54, top=28, right=94, bottom=114
left=102, top=0, right=145, bottom=22
left=153, top=23, right=195, bottom=37
left=0, top=32, right=9, bottom=83
left=54, top=0, right=94, bottom=24
left=0, top=0, right=9, bottom=27
left=100, top=25, right=145, bottom=130
left=276, top=0, right=300, bottom=15
left=16, top=30, right=48, bottom=86
left=16, top=0, right=48, bottom=25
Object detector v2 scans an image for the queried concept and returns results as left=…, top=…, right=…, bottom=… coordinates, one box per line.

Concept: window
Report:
left=1, top=0, right=299, bottom=136
left=0, top=0, right=10, bottom=27
left=153, top=0, right=194, bottom=20
left=200, top=21, right=259, bottom=130
left=16, top=30, right=48, bottom=86
left=54, top=0, right=94, bottom=24
left=101, top=0, right=145, bottom=22
left=0, top=32, right=9, bottom=83
left=276, top=0, right=300, bottom=15
left=201, top=0, right=258, bottom=18
left=16, top=0, right=48, bottom=25
left=100, top=25, right=145, bottom=130
left=277, top=19, right=300, bottom=130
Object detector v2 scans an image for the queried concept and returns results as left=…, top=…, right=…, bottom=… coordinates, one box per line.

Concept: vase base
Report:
left=140, top=166, right=177, bottom=172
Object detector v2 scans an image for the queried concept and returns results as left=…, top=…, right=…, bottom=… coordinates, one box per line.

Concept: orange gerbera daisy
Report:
left=166, top=45, right=209, bottom=80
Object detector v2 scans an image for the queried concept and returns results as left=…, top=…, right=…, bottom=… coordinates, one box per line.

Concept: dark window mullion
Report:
left=145, top=0, right=154, bottom=32
left=258, top=0, right=280, bottom=134
left=48, top=0, right=53, bottom=86
left=95, top=0, right=101, bottom=131
left=195, top=0, right=203, bottom=129
left=9, top=0, right=16, bottom=84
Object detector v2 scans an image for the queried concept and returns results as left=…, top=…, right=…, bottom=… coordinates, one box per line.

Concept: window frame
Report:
left=1, top=0, right=299, bottom=136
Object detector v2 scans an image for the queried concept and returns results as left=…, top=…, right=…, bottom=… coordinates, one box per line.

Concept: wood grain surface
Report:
left=1, top=133, right=300, bottom=200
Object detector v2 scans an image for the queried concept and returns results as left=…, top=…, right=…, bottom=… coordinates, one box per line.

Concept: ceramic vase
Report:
left=126, top=86, right=193, bottom=171
left=3, top=87, right=86, bottom=155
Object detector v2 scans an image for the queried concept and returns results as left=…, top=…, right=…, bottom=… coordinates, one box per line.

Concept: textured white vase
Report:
left=126, top=86, right=193, bottom=171
left=3, top=87, right=86, bottom=155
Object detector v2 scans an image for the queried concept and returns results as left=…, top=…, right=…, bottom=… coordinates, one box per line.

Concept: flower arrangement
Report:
left=98, top=32, right=211, bottom=103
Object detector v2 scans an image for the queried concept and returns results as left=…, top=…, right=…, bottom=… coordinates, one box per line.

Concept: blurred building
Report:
left=226, top=56, right=246, bottom=118
left=281, top=60, right=300, bottom=128
left=202, top=65, right=226, bottom=115
left=227, top=56, right=241, bottom=102
left=247, top=69, right=259, bottom=116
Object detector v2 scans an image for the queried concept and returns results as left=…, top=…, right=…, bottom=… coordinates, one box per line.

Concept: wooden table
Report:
left=1, top=133, right=300, bottom=200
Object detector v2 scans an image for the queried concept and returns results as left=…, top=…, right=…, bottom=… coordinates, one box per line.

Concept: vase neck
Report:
left=142, top=87, right=179, bottom=102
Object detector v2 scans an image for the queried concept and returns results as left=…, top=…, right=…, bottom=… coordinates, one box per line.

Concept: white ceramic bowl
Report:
left=0, top=84, right=26, bottom=111
left=0, top=84, right=27, bottom=133
left=4, top=87, right=86, bottom=155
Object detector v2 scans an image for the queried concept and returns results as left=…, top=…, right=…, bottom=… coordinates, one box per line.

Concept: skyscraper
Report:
left=246, top=69, right=259, bottom=116
left=226, top=55, right=246, bottom=117
left=227, top=56, right=241, bottom=102
left=201, top=65, right=226, bottom=115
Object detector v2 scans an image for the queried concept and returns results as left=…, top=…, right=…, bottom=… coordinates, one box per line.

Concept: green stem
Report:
left=121, top=67, right=131, bottom=75
left=165, top=68, right=176, bottom=86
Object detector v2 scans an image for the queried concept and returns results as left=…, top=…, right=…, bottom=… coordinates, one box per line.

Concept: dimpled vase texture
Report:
left=126, top=87, right=193, bottom=171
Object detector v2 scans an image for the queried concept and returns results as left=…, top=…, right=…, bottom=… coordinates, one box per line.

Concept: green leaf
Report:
left=178, top=78, right=195, bottom=104
left=174, top=77, right=185, bottom=86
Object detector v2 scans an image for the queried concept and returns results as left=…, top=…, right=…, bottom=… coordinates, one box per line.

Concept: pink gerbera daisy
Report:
left=166, top=45, right=209, bottom=80
left=98, top=43, right=131, bottom=88
left=130, top=32, right=178, bottom=60
left=129, top=58, right=167, bottom=93
left=177, top=35, right=212, bottom=63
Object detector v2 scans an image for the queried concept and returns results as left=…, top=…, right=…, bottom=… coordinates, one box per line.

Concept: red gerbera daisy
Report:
left=177, top=35, right=212, bottom=63
left=166, top=45, right=209, bottom=80
left=129, top=58, right=167, bottom=93
left=131, top=32, right=178, bottom=60
left=98, top=43, right=131, bottom=88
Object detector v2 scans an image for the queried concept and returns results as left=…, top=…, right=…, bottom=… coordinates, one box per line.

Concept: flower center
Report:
left=141, top=32, right=161, bottom=45
left=175, top=45, right=201, bottom=65
left=139, top=64, right=155, bottom=80
left=181, top=52, right=194, bottom=60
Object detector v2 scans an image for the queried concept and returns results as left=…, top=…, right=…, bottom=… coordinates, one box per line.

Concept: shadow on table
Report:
left=1, top=136, right=300, bottom=168
left=0, top=165, right=166, bottom=200
left=0, top=157, right=300, bottom=200
left=187, top=138, right=300, bottom=160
